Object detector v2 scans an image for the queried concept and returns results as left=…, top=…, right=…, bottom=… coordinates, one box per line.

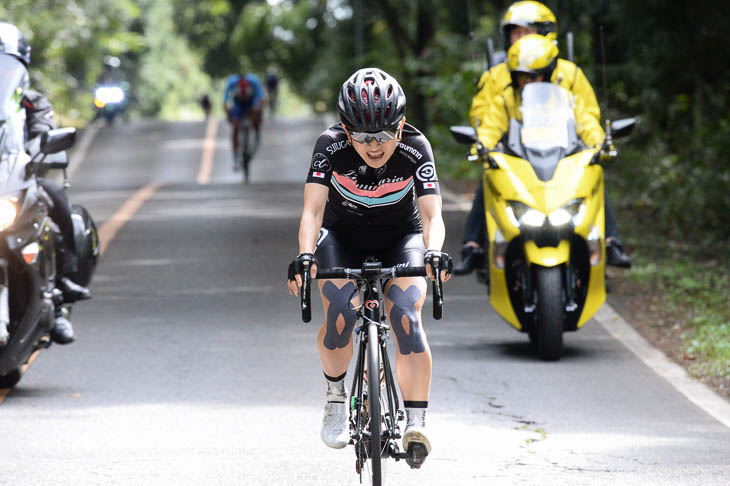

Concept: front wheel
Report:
left=0, top=368, right=21, bottom=389
left=534, top=266, right=564, bottom=361
left=367, top=324, right=383, bottom=485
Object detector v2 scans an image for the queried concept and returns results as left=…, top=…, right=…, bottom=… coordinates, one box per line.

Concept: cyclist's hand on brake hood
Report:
left=287, top=253, right=318, bottom=296
left=424, top=250, right=453, bottom=283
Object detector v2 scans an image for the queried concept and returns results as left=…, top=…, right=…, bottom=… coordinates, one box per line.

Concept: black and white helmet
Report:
left=0, top=22, right=31, bottom=66
left=337, top=68, right=406, bottom=132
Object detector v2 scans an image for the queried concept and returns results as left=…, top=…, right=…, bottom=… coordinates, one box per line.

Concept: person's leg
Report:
left=604, top=191, right=631, bottom=268
left=313, top=229, right=360, bottom=449
left=382, top=233, right=432, bottom=463
left=39, top=179, right=77, bottom=266
left=317, top=279, right=358, bottom=377
left=38, top=179, right=90, bottom=345
left=316, top=279, right=358, bottom=449
left=39, top=179, right=91, bottom=300
left=385, top=276, right=432, bottom=462
left=251, top=105, right=263, bottom=142
left=231, top=117, right=241, bottom=156
left=454, top=183, right=486, bottom=275
left=385, top=277, right=431, bottom=401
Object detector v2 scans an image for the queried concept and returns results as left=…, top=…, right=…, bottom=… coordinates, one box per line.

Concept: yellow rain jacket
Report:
left=470, top=59, right=605, bottom=150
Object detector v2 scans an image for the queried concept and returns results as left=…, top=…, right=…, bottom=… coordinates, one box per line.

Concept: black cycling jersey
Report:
left=306, top=123, right=440, bottom=244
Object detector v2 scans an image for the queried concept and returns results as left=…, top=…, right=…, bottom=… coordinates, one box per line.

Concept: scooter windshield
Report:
left=520, top=83, right=574, bottom=150
left=0, top=56, right=29, bottom=182
left=517, top=83, right=577, bottom=181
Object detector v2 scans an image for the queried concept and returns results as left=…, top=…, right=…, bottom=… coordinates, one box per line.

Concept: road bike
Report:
left=299, top=257, right=445, bottom=485
left=234, top=116, right=258, bottom=183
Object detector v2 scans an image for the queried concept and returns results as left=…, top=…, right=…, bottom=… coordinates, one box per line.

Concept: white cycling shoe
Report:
left=321, top=402, right=349, bottom=449
left=403, top=424, right=431, bottom=468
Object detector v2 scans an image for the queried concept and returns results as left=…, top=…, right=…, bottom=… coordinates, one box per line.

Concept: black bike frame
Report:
left=298, top=258, right=445, bottom=484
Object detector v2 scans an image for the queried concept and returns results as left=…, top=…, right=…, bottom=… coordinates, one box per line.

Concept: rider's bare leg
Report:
left=316, top=279, right=359, bottom=377
left=385, top=276, right=432, bottom=461
left=231, top=118, right=241, bottom=155
left=384, top=276, right=431, bottom=401
left=251, top=106, right=263, bottom=141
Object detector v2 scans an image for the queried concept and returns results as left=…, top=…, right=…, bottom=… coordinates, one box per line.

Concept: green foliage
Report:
left=3, top=0, right=729, bottom=242
left=630, top=252, right=730, bottom=382
left=0, top=0, right=145, bottom=124
left=135, top=0, right=213, bottom=119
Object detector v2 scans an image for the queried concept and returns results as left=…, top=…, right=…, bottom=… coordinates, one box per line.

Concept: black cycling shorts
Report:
left=314, top=228, right=425, bottom=270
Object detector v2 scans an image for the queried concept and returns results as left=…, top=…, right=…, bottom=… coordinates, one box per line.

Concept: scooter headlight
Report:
left=508, top=199, right=585, bottom=228
left=507, top=201, right=546, bottom=227
left=548, top=198, right=585, bottom=227
left=0, top=198, right=18, bottom=231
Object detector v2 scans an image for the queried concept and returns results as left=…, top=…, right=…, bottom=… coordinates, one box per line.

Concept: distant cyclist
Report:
left=264, top=68, right=280, bottom=114
left=223, top=73, right=263, bottom=169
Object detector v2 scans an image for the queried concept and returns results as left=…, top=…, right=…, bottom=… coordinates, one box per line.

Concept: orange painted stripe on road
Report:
left=196, top=117, right=218, bottom=185
left=98, top=182, right=164, bottom=257
left=1, top=182, right=164, bottom=404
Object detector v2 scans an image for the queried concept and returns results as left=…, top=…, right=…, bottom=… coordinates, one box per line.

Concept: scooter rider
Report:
left=0, top=22, right=91, bottom=345
left=287, top=68, right=452, bottom=465
left=454, top=1, right=631, bottom=275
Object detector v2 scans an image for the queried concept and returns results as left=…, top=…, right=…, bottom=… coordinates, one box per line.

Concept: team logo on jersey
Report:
left=358, top=165, right=368, bottom=175
left=326, top=140, right=348, bottom=155
left=416, top=162, right=437, bottom=181
left=311, top=153, right=332, bottom=173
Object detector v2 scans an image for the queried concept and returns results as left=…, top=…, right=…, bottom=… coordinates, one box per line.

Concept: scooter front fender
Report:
left=523, top=240, right=570, bottom=267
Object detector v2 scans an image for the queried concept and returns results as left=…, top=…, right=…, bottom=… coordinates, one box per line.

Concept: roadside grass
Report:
left=617, top=208, right=730, bottom=396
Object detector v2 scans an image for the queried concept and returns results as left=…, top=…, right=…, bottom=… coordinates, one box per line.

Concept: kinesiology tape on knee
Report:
left=321, top=281, right=357, bottom=350
left=387, top=285, right=426, bottom=355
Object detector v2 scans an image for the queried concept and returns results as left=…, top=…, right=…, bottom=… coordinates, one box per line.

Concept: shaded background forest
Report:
left=2, top=0, right=729, bottom=242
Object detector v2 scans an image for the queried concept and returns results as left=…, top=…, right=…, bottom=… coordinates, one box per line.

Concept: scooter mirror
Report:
left=41, top=127, right=77, bottom=155
left=449, top=125, right=478, bottom=145
left=610, top=118, right=637, bottom=139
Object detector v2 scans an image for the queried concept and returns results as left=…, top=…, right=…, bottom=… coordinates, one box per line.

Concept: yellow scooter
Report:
left=451, top=83, right=635, bottom=360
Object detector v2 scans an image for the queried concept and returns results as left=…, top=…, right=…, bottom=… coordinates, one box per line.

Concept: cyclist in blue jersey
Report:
left=223, top=73, right=263, bottom=167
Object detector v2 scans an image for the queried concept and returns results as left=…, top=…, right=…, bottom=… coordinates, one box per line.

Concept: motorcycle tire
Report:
left=535, top=266, right=564, bottom=361
left=0, top=368, right=21, bottom=389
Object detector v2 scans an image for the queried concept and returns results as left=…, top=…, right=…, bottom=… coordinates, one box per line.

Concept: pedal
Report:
left=405, top=443, right=428, bottom=469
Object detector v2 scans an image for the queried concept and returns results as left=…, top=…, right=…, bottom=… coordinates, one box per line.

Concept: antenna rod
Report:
left=599, top=25, right=609, bottom=121
left=566, top=31, right=574, bottom=63
left=487, top=38, right=495, bottom=69
left=599, top=24, right=613, bottom=144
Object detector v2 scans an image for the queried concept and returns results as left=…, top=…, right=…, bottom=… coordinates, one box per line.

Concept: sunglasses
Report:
left=349, top=129, right=398, bottom=144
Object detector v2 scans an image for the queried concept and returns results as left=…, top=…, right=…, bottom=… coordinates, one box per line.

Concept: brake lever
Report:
left=301, top=261, right=312, bottom=323
left=431, top=257, right=443, bottom=320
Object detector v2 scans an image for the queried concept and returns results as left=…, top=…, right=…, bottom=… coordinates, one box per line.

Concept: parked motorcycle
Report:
left=0, top=58, right=99, bottom=388
left=451, top=83, right=635, bottom=360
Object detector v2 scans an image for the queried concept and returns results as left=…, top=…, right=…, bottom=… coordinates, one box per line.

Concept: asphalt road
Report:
left=0, top=116, right=728, bottom=485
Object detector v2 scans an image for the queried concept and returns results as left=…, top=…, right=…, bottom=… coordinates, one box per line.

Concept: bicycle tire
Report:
left=367, top=322, right=383, bottom=485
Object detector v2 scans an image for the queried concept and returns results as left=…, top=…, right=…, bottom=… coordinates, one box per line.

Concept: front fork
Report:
left=521, top=246, right=576, bottom=314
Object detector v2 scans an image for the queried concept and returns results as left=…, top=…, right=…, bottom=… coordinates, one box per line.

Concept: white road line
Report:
left=443, top=182, right=730, bottom=429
